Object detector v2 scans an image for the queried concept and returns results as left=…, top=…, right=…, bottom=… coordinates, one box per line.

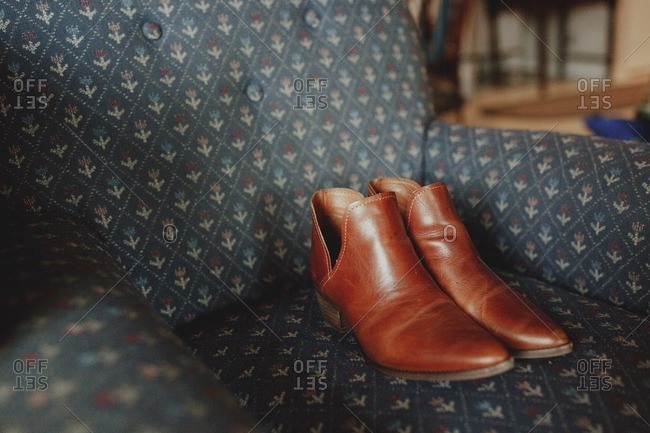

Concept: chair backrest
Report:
left=0, top=0, right=434, bottom=326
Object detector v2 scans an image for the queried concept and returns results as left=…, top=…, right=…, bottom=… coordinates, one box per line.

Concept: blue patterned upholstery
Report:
left=0, top=214, right=254, bottom=432
left=0, top=1, right=648, bottom=432
left=179, top=270, right=650, bottom=433
left=425, top=122, right=649, bottom=315
left=0, top=0, right=432, bottom=327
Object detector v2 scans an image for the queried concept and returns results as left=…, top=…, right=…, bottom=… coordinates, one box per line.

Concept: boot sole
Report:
left=371, top=357, right=515, bottom=381
left=511, top=342, right=573, bottom=359
left=316, top=291, right=515, bottom=381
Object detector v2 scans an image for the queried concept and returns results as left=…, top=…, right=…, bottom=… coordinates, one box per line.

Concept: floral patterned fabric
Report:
left=0, top=214, right=254, bottom=433
left=179, top=269, right=650, bottom=433
left=424, top=122, right=649, bottom=315
left=1, top=0, right=648, bottom=431
left=0, top=0, right=433, bottom=327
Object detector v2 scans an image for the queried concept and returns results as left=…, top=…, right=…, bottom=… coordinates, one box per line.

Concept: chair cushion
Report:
left=424, top=121, right=649, bottom=315
left=179, top=270, right=650, bottom=433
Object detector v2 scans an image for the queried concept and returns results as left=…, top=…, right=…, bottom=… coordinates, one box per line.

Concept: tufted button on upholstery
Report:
left=304, top=8, right=321, bottom=29
left=142, top=21, right=162, bottom=41
left=245, top=81, right=264, bottom=102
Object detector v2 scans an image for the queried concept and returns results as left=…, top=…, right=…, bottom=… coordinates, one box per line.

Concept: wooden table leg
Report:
left=536, top=11, right=548, bottom=94
left=558, top=3, right=568, bottom=79
left=488, top=6, right=501, bottom=85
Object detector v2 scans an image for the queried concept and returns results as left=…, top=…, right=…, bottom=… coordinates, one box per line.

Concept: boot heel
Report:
left=316, top=292, right=351, bottom=332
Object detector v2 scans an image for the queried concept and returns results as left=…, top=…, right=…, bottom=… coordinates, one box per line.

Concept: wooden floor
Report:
left=438, top=80, right=644, bottom=136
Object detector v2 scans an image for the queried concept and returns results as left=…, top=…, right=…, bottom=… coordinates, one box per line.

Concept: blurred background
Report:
left=408, top=0, right=650, bottom=138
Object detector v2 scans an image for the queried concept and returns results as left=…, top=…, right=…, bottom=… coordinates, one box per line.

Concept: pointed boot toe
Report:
left=505, top=311, right=573, bottom=358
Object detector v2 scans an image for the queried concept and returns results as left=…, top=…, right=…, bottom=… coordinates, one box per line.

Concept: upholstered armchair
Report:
left=1, top=1, right=647, bottom=432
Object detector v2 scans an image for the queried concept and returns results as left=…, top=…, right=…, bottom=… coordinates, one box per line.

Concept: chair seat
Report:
left=179, top=270, right=649, bottom=433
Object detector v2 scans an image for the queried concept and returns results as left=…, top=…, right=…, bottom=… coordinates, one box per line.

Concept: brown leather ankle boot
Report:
left=368, top=178, right=572, bottom=359
left=310, top=188, right=514, bottom=380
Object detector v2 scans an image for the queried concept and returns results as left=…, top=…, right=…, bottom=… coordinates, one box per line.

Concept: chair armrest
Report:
left=0, top=213, right=255, bottom=432
left=424, top=121, right=649, bottom=314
